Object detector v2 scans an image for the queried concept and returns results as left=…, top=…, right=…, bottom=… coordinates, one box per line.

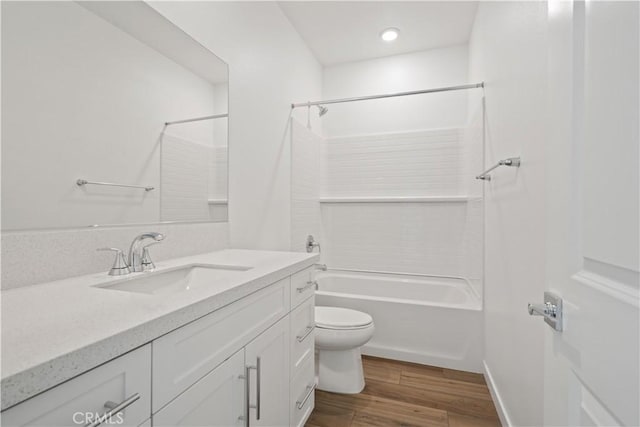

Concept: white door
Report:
left=245, top=317, right=291, bottom=427
left=152, top=349, right=245, bottom=427
left=544, top=1, right=639, bottom=426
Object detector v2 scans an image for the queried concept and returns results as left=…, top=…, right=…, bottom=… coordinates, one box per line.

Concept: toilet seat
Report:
left=315, top=306, right=373, bottom=330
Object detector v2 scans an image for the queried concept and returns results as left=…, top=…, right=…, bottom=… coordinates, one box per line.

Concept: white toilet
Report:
left=314, top=306, right=375, bottom=394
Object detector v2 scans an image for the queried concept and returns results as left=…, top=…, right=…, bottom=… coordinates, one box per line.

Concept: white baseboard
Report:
left=362, top=344, right=483, bottom=373
left=483, top=360, right=512, bottom=427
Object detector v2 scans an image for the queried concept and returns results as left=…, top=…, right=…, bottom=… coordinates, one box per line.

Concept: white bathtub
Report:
left=314, top=269, right=483, bottom=372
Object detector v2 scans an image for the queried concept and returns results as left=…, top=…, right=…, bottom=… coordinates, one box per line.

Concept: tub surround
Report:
left=1, top=249, right=319, bottom=410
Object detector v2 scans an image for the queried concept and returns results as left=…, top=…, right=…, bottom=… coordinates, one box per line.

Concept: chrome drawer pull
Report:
left=296, top=325, right=315, bottom=342
left=243, top=366, right=251, bottom=427
left=296, top=383, right=316, bottom=409
left=245, top=357, right=262, bottom=426
left=296, top=280, right=317, bottom=293
left=255, top=357, right=261, bottom=421
left=85, top=393, right=140, bottom=427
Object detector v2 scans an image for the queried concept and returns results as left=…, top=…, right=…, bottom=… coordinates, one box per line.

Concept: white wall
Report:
left=1, top=1, right=216, bottom=230
left=322, top=45, right=470, bottom=137
left=290, top=119, right=322, bottom=253
left=150, top=1, right=323, bottom=251
left=468, top=2, right=548, bottom=426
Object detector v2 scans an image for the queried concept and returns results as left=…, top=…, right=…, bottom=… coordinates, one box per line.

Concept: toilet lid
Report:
left=315, top=306, right=373, bottom=329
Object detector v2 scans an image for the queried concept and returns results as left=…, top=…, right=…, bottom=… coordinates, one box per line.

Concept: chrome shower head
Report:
left=317, top=105, right=328, bottom=117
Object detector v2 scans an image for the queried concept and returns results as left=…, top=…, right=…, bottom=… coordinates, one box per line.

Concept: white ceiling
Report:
left=278, top=1, right=478, bottom=66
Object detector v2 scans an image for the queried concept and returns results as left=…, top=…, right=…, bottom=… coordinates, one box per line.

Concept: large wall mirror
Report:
left=1, top=1, right=229, bottom=230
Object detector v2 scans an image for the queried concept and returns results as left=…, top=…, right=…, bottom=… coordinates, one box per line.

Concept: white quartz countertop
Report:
left=1, top=249, right=318, bottom=410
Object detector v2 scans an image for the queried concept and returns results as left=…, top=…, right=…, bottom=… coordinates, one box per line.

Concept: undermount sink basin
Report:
left=95, top=264, right=252, bottom=296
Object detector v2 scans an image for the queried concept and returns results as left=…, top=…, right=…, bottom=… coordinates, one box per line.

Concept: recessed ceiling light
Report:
left=380, top=28, right=399, bottom=42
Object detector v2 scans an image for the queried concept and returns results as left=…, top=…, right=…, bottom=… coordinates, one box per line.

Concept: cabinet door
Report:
left=245, top=317, right=290, bottom=427
left=153, top=350, right=244, bottom=427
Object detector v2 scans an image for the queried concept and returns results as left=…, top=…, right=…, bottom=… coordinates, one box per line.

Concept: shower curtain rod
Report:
left=164, top=113, right=228, bottom=126
left=290, top=82, right=484, bottom=109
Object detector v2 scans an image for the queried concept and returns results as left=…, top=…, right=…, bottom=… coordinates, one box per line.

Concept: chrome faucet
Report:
left=314, top=263, right=327, bottom=271
left=128, top=232, right=165, bottom=272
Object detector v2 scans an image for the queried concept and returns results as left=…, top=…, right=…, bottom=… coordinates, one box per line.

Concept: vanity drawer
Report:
left=1, top=345, right=151, bottom=427
left=152, top=278, right=290, bottom=412
left=290, top=266, right=315, bottom=308
left=290, top=354, right=315, bottom=427
left=290, top=295, right=315, bottom=375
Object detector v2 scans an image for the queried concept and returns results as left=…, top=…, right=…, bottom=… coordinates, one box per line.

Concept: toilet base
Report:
left=317, top=348, right=365, bottom=394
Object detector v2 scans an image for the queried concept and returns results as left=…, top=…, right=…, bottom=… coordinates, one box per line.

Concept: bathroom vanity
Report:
left=1, top=250, right=318, bottom=427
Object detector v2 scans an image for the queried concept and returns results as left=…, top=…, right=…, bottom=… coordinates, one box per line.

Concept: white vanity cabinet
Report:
left=1, top=344, right=151, bottom=427
left=288, top=266, right=316, bottom=427
left=153, top=274, right=310, bottom=427
left=2, top=264, right=317, bottom=427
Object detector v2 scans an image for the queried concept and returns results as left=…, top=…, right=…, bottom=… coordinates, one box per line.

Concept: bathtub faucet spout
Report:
left=314, top=263, right=327, bottom=271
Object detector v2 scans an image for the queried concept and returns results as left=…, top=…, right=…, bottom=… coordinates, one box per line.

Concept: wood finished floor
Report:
left=306, top=356, right=501, bottom=427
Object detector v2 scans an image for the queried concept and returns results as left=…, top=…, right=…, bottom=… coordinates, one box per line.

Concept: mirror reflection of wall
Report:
left=1, top=1, right=229, bottom=230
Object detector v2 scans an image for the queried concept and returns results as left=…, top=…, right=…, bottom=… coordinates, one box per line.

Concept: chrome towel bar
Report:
left=76, top=179, right=154, bottom=192
left=164, top=113, right=228, bottom=126
left=476, top=157, right=521, bottom=181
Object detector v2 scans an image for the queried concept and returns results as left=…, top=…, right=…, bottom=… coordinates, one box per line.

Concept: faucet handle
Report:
left=140, top=242, right=161, bottom=272
left=306, top=235, right=321, bottom=253
left=97, top=248, right=131, bottom=276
